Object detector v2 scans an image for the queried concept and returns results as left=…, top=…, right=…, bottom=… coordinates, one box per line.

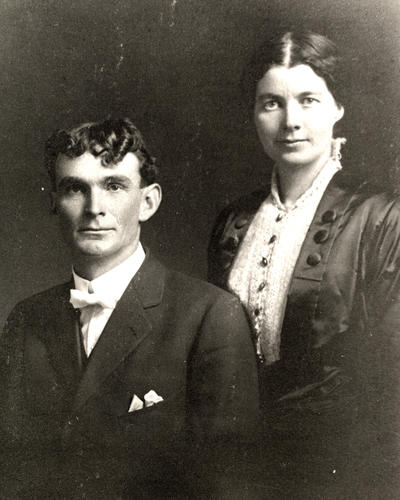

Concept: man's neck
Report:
left=72, top=245, right=140, bottom=281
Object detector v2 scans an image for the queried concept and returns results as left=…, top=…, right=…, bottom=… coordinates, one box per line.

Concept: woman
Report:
left=208, top=31, right=400, bottom=499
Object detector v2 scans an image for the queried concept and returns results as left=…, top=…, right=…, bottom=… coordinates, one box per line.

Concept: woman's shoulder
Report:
left=337, top=173, right=400, bottom=225
left=219, top=188, right=270, bottom=216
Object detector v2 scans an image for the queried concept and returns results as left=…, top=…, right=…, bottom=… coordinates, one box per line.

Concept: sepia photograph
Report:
left=0, top=0, right=399, bottom=498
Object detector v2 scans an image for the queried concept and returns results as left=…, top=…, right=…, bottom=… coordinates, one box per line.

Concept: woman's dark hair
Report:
left=243, top=30, right=344, bottom=108
left=45, top=117, right=159, bottom=190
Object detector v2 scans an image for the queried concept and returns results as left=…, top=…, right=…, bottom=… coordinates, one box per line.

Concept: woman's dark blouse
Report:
left=208, top=171, right=400, bottom=497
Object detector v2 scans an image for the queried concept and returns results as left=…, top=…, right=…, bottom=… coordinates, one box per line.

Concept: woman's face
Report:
left=254, top=64, right=344, bottom=171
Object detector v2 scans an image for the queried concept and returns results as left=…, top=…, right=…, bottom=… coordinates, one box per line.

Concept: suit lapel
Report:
left=71, top=254, right=166, bottom=413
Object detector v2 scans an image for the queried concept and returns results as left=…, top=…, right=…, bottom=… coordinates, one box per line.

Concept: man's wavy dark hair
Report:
left=45, top=117, right=159, bottom=189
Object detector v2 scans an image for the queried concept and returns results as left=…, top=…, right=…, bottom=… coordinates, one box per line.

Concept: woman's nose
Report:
left=283, top=101, right=302, bottom=130
left=85, top=189, right=106, bottom=216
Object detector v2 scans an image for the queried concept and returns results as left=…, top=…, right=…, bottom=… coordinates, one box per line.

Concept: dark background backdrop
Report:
left=1, top=0, right=399, bottom=326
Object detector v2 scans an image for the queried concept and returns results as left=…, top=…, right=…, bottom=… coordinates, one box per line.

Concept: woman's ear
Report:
left=139, top=183, right=162, bottom=222
left=335, top=104, right=344, bottom=122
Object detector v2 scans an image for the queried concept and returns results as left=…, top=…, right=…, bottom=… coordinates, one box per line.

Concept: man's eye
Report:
left=107, top=183, right=122, bottom=192
left=66, top=184, right=84, bottom=194
left=263, top=100, right=279, bottom=111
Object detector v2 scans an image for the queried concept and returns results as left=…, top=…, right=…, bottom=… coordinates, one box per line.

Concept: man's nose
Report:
left=84, top=188, right=106, bottom=216
left=283, top=101, right=302, bottom=131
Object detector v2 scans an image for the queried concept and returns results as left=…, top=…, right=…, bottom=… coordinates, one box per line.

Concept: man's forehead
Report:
left=55, top=151, right=141, bottom=180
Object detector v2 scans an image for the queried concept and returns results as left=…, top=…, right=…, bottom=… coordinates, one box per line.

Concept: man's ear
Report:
left=50, top=192, right=58, bottom=215
left=139, top=183, right=162, bottom=222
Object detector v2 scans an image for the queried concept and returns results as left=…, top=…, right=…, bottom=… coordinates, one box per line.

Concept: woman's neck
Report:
left=275, top=151, right=331, bottom=209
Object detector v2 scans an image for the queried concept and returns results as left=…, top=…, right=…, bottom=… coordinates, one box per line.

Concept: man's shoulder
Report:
left=140, top=251, right=238, bottom=303
left=7, top=281, right=71, bottom=319
left=163, top=266, right=240, bottom=307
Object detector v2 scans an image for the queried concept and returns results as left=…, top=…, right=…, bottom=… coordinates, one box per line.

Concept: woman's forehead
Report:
left=256, top=64, right=332, bottom=97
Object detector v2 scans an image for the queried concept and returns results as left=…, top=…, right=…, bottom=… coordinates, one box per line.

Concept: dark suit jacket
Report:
left=208, top=172, right=400, bottom=499
left=0, top=253, right=259, bottom=498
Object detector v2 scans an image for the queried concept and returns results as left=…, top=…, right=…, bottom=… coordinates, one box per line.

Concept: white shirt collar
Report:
left=72, top=242, right=146, bottom=301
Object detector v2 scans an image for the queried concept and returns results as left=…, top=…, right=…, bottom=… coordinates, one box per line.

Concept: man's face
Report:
left=53, top=151, right=155, bottom=273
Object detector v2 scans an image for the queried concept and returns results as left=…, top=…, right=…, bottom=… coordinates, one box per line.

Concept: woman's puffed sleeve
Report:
left=360, top=196, right=400, bottom=496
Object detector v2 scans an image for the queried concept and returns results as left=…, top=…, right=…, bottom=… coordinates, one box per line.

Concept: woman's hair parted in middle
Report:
left=242, top=31, right=345, bottom=108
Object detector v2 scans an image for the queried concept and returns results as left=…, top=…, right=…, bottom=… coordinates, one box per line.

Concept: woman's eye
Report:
left=302, top=97, right=319, bottom=106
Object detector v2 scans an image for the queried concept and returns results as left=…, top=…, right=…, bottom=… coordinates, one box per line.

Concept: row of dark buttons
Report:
left=321, top=209, right=336, bottom=223
left=234, top=208, right=336, bottom=230
left=306, top=210, right=337, bottom=266
left=234, top=209, right=287, bottom=230
left=252, top=207, right=332, bottom=316
left=260, top=234, right=277, bottom=267
left=230, top=210, right=336, bottom=270
left=225, top=233, right=277, bottom=252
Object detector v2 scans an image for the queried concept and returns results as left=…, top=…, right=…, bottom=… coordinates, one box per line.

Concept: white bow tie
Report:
left=70, top=289, right=118, bottom=310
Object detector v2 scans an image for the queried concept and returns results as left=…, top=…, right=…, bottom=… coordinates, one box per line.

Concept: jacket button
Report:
left=257, top=352, right=266, bottom=363
left=314, top=229, right=329, bottom=244
left=322, top=210, right=337, bottom=223
left=223, top=236, right=239, bottom=251
left=258, top=282, right=266, bottom=291
left=260, top=257, right=268, bottom=267
left=234, top=217, right=248, bottom=229
left=269, top=235, right=277, bottom=244
left=307, top=253, right=322, bottom=266
left=382, top=269, right=394, bottom=279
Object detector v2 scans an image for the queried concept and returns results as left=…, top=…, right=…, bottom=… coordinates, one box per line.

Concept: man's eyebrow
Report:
left=103, top=175, right=132, bottom=185
left=57, top=175, right=133, bottom=189
left=57, top=176, right=87, bottom=189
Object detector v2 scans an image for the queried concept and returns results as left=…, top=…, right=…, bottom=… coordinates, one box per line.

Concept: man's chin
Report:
left=73, top=243, right=112, bottom=258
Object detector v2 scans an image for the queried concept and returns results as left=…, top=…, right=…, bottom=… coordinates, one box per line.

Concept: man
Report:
left=0, top=118, right=259, bottom=498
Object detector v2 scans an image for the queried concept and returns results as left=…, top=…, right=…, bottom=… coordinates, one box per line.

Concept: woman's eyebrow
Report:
left=297, top=91, right=324, bottom=97
left=256, top=92, right=281, bottom=101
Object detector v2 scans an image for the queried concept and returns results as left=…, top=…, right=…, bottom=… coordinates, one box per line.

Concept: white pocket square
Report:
left=128, top=394, right=144, bottom=412
left=144, top=390, right=164, bottom=407
left=128, top=390, right=164, bottom=413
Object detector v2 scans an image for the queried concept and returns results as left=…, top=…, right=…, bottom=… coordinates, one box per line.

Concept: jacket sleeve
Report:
left=185, top=291, right=260, bottom=496
left=207, top=205, right=235, bottom=288
left=208, top=190, right=267, bottom=288
left=355, top=196, right=400, bottom=497
left=0, top=306, right=27, bottom=446
left=0, top=305, right=62, bottom=498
